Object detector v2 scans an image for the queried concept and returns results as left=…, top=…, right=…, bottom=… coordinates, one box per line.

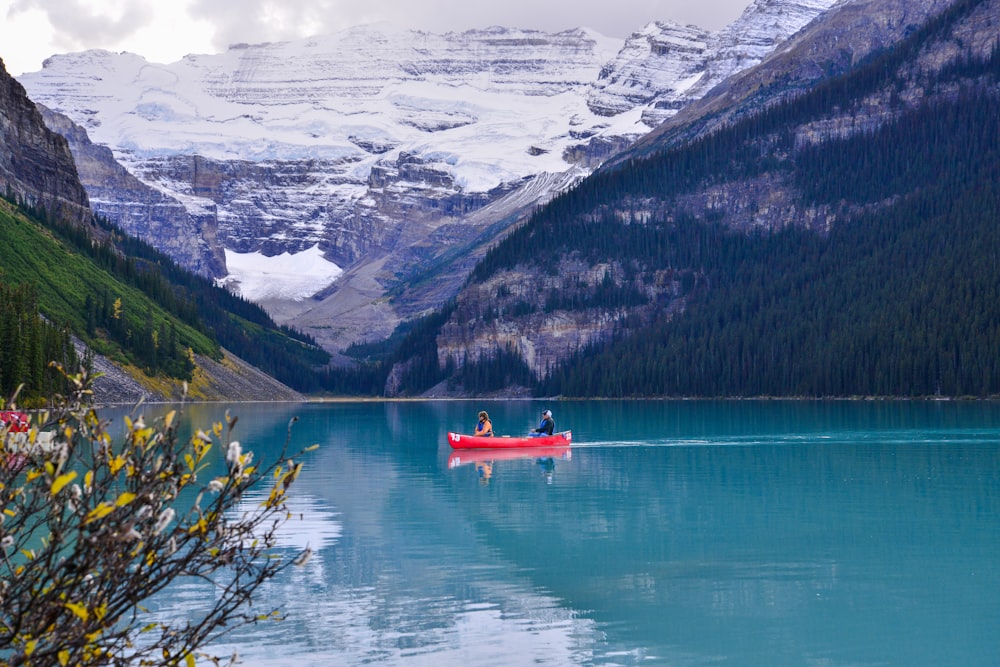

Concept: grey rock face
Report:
left=37, top=106, right=227, bottom=277
left=0, top=58, right=90, bottom=225
left=587, top=0, right=839, bottom=123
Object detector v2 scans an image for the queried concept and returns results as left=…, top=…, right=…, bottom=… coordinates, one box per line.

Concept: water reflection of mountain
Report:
left=155, top=401, right=603, bottom=665
left=275, top=439, right=602, bottom=665
left=145, top=401, right=1000, bottom=665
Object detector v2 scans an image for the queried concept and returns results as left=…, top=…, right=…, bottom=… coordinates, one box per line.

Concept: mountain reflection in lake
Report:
left=105, top=400, right=999, bottom=666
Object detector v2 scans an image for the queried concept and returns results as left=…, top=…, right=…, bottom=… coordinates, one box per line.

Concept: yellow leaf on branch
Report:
left=188, top=517, right=208, bottom=535
left=51, top=471, right=78, bottom=495
left=84, top=503, right=115, bottom=524
left=66, top=601, right=89, bottom=621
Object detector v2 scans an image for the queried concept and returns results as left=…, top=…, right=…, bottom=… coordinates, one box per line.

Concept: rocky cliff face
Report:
left=0, top=58, right=90, bottom=225
left=36, top=106, right=226, bottom=277
left=434, top=259, right=690, bottom=392
left=586, top=22, right=711, bottom=118
left=587, top=0, right=838, bottom=124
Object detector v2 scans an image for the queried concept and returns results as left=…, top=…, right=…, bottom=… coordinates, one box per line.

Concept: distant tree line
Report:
left=451, top=343, right=534, bottom=394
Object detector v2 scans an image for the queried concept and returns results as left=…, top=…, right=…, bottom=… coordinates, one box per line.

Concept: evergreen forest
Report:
left=374, top=0, right=1000, bottom=398
left=0, top=281, right=78, bottom=404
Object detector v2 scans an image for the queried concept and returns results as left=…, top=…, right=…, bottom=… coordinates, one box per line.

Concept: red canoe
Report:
left=446, top=430, right=572, bottom=450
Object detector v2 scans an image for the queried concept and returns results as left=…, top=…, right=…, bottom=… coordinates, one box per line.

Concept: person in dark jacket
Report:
left=531, top=409, right=554, bottom=436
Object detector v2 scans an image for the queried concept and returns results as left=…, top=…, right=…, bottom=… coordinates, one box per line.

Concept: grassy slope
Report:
left=0, top=200, right=217, bottom=366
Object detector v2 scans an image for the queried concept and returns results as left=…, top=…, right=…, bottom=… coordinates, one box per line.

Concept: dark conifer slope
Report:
left=375, top=0, right=1000, bottom=398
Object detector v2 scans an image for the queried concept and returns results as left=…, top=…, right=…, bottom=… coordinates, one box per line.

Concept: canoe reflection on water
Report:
left=447, top=446, right=571, bottom=484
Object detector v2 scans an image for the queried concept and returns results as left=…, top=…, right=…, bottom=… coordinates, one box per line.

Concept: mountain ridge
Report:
left=17, top=0, right=838, bottom=356
left=379, top=0, right=1000, bottom=398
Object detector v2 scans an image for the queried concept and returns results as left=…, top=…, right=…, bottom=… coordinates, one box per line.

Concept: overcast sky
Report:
left=1, top=0, right=751, bottom=77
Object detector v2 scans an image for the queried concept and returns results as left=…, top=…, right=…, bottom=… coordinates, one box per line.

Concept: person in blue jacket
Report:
left=531, top=409, right=554, bottom=436
left=474, top=411, right=494, bottom=436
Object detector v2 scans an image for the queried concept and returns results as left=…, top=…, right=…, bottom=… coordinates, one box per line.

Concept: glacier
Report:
left=220, top=244, right=344, bottom=302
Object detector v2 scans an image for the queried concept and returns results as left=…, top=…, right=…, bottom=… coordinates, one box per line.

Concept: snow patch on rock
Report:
left=219, top=244, right=343, bottom=301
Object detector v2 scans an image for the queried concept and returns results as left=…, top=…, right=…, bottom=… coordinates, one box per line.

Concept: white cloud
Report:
left=1, top=0, right=749, bottom=77
left=1, top=0, right=215, bottom=75
left=189, top=0, right=343, bottom=50
left=10, top=0, right=153, bottom=48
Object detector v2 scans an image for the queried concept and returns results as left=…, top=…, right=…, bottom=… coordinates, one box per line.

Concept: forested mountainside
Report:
left=0, top=197, right=325, bottom=403
left=2, top=58, right=330, bottom=402
left=365, top=0, right=1000, bottom=398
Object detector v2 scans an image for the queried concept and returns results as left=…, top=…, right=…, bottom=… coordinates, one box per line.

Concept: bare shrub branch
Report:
left=1, top=370, right=310, bottom=666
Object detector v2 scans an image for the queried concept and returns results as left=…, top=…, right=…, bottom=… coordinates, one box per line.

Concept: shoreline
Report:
left=90, top=393, right=995, bottom=408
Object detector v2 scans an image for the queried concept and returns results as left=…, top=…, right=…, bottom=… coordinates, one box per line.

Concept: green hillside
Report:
left=0, top=198, right=329, bottom=401
left=1, top=200, right=210, bottom=399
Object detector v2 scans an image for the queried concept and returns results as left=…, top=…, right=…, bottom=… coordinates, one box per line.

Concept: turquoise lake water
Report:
left=119, top=399, right=999, bottom=666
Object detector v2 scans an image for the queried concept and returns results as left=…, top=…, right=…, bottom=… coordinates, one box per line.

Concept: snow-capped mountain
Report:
left=589, top=0, right=842, bottom=124
left=17, top=0, right=837, bottom=354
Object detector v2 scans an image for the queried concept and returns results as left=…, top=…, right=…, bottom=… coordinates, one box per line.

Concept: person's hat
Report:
left=542, top=409, right=552, bottom=417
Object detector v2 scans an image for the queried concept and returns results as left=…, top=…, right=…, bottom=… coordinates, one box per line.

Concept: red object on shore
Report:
left=1, top=411, right=29, bottom=432
left=2, top=411, right=32, bottom=473
left=446, top=430, right=572, bottom=449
